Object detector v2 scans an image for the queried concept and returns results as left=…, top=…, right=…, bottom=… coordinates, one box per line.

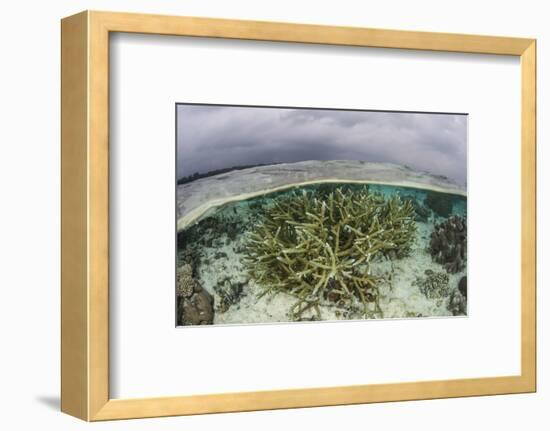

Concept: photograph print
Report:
left=176, top=104, right=467, bottom=326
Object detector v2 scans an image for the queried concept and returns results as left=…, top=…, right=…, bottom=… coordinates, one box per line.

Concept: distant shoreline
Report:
left=177, top=162, right=282, bottom=185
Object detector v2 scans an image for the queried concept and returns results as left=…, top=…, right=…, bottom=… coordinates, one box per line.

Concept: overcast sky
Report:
left=177, top=104, right=467, bottom=185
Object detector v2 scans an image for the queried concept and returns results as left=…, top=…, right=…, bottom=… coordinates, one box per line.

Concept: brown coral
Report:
left=448, top=289, right=467, bottom=316
left=179, top=289, right=214, bottom=325
left=176, top=263, right=215, bottom=325
left=458, top=276, right=467, bottom=298
left=429, top=215, right=467, bottom=273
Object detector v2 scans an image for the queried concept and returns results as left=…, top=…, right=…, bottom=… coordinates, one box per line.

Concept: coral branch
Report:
left=243, top=186, right=417, bottom=319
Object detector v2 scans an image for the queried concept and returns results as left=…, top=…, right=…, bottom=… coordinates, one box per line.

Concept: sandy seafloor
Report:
left=177, top=183, right=467, bottom=325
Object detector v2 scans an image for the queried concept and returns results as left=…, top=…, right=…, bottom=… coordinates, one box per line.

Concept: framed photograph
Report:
left=61, top=11, right=536, bottom=421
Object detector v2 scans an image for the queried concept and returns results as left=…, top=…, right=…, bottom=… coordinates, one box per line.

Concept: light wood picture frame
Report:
left=61, top=10, right=536, bottom=421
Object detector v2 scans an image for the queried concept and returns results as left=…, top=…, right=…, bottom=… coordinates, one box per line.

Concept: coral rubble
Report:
left=176, top=264, right=197, bottom=298
left=177, top=263, right=214, bottom=325
left=429, top=215, right=467, bottom=273
left=413, top=269, right=450, bottom=299
left=243, top=187, right=416, bottom=319
left=179, top=290, right=214, bottom=325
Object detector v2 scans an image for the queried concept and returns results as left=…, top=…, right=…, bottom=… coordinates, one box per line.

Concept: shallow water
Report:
left=177, top=183, right=467, bottom=326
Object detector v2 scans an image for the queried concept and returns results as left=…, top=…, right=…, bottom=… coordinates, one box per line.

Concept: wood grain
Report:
left=61, top=11, right=89, bottom=421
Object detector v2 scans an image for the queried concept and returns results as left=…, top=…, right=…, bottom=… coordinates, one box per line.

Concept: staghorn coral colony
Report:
left=242, top=187, right=416, bottom=319
left=176, top=182, right=467, bottom=325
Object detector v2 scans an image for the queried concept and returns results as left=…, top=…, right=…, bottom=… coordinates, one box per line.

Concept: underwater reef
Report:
left=176, top=181, right=467, bottom=325
left=176, top=263, right=214, bottom=325
left=243, top=187, right=416, bottom=319
left=429, top=215, right=467, bottom=273
left=413, top=269, right=450, bottom=299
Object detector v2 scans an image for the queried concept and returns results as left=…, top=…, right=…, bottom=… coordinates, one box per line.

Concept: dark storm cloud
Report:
left=176, top=104, right=467, bottom=185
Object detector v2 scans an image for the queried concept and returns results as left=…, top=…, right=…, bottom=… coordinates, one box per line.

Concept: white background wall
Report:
left=0, top=0, right=546, bottom=429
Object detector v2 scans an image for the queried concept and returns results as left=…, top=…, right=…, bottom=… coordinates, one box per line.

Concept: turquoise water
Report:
left=177, top=182, right=467, bottom=326
left=181, top=183, right=466, bottom=235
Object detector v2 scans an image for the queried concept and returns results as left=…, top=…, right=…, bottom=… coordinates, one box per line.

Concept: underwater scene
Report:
left=176, top=182, right=467, bottom=326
